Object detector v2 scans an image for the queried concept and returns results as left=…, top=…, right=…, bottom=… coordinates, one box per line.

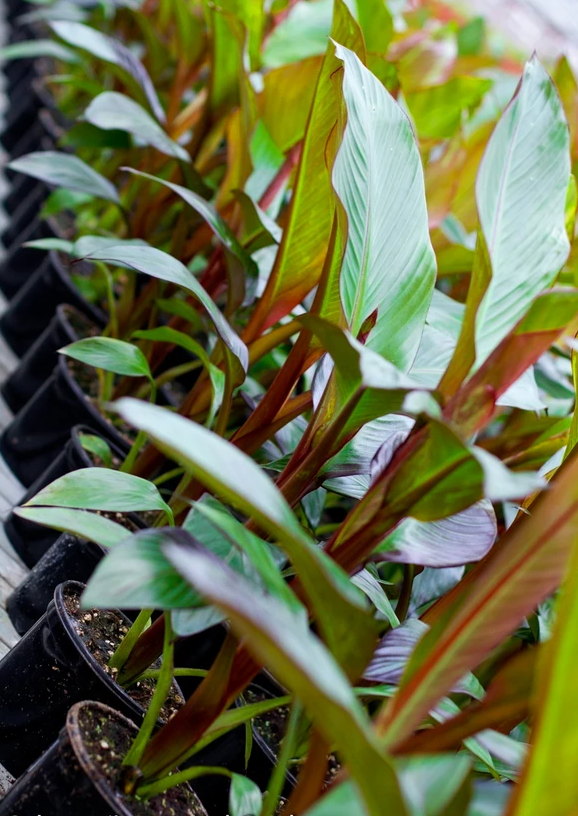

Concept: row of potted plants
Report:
left=0, top=0, right=576, bottom=814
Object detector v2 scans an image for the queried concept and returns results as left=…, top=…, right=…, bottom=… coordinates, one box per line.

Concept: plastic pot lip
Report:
left=236, top=681, right=298, bottom=786
left=66, top=700, right=139, bottom=816
left=69, top=423, right=129, bottom=468
left=47, top=250, right=107, bottom=325
left=56, top=355, right=130, bottom=451
left=54, top=581, right=146, bottom=721
left=66, top=700, right=208, bottom=816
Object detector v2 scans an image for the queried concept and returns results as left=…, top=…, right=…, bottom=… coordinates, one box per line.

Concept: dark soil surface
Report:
left=78, top=705, right=207, bottom=816
left=64, top=584, right=183, bottom=718
left=243, top=689, right=341, bottom=786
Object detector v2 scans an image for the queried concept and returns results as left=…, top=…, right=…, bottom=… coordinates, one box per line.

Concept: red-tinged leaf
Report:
left=162, top=536, right=408, bottom=816
left=374, top=446, right=578, bottom=750
left=395, top=648, right=537, bottom=755
left=507, top=512, right=578, bottom=816
left=425, top=137, right=467, bottom=229
left=444, top=289, right=578, bottom=437
left=245, top=0, right=365, bottom=339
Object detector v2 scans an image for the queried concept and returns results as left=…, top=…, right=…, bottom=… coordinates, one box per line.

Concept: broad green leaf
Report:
left=51, top=21, right=165, bottom=122
left=397, top=755, right=472, bottom=816
left=229, top=774, right=263, bottom=816
left=376, top=446, right=578, bottom=751
left=163, top=536, right=408, bottom=816
left=8, top=152, right=120, bottom=204
left=78, top=433, right=113, bottom=468
left=248, top=0, right=365, bottom=335
left=114, top=398, right=377, bottom=678
left=352, top=569, right=399, bottom=627
left=0, top=39, right=80, bottom=62
left=86, top=244, right=248, bottom=383
left=123, top=168, right=256, bottom=310
left=25, top=468, right=171, bottom=517
left=303, top=781, right=369, bottom=816
left=302, top=316, right=438, bottom=441
left=13, top=506, right=128, bottom=549
left=83, top=93, right=189, bottom=161
left=355, top=0, right=393, bottom=52
left=74, top=235, right=148, bottom=260
left=406, top=77, right=492, bottom=140
left=60, top=337, right=152, bottom=380
left=83, top=528, right=204, bottom=610
left=133, top=327, right=225, bottom=427
left=508, top=532, right=578, bottom=815
left=262, top=0, right=333, bottom=68
left=25, top=237, right=75, bottom=254
left=333, top=44, right=436, bottom=371
left=474, top=56, right=571, bottom=363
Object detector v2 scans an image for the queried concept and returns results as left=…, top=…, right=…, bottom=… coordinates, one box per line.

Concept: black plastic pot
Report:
left=1, top=183, right=52, bottom=248
left=2, top=304, right=101, bottom=413
left=0, top=581, right=178, bottom=778
left=7, top=534, right=105, bottom=633
left=4, top=423, right=125, bottom=566
left=0, top=251, right=105, bottom=357
left=0, top=355, right=128, bottom=488
left=0, top=701, right=209, bottom=816
left=3, top=170, right=50, bottom=216
left=0, top=214, right=54, bottom=301
left=192, top=680, right=297, bottom=814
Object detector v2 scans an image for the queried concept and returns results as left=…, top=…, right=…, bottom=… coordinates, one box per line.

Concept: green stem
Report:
left=137, top=766, right=231, bottom=800
left=109, top=608, right=153, bottom=672
left=120, top=429, right=148, bottom=474
left=261, top=701, right=303, bottom=816
left=124, top=612, right=175, bottom=768
left=396, top=564, right=415, bottom=623
left=152, top=467, right=185, bottom=487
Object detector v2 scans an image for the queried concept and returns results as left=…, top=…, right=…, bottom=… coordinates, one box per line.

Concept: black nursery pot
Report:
left=0, top=355, right=128, bottom=489
left=4, top=423, right=124, bottom=567
left=191, top=681, right=297, bottom=814
left=0, top=582, right=173, bottom=778
left=3, top=170, right=50, bottom=216
left=2, top=303, right=102, bottom=413
left=0, top=250, right=105, bottom=357
left=7, top=533, right=105, bottom=633
left=0, top=701, right=209, bottom=816
left=1, top=182, right=51, bottom=248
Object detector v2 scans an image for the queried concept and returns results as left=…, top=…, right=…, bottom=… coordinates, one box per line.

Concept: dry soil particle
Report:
left=64, top=584, right=183, bottom=718
left=78, top=705, right=207, bottom=816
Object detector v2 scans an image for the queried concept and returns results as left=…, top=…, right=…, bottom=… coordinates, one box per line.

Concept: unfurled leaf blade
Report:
left=60, top=337, right=151, bottom=380
left=8, top=151, right=120, bottom=203
left=14, top=507, right=128, bottom=549
left=332, top=44, right=436, bottom=370
left=83, top=93, right=189, bottom=161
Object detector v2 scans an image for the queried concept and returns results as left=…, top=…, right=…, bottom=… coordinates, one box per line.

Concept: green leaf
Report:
left=114, top=399, right=377, bottom=678
left=82, top=528, right=203, bottom=609
left=0, top=39, right=80, bottom=62
left=355, top=0, right=393, bottom=53
left=333, top=44, right=436, bottom=371
left=406, top=77, right=492, bottom=140
left=377, top=446, right=578, bottom=751
left=397, top=754, right=472, bottom=816
left=508, top=523, right=578, bottom=815
left=474, top=56, right=571, bottom=363
left=229, top=774, right=263, bottom=816
left=163, top=537, right=408, bottom=816
left=83, top=93, right=189, bottom=161
left=8, top=151, right=120, bottom=204
left=59, top=337, right=152, bottom=380
left=51, top=21, right=165, bottom=122
left=25, top=467, right=171, bottom=517
left=86, top=244, right=248, bottom=384
left=133, top=327, right=225, bottom=427
left=249, top=0, right=365, bottom=335
left=262, top=0, right=333, bottom=68
left=303, top=781, right=369, bottom=816
left=13, top=506, right=128, bottom=549
left=78, top=433, right=113, bottom=468
left=122, top=168, right=257, bottom=310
